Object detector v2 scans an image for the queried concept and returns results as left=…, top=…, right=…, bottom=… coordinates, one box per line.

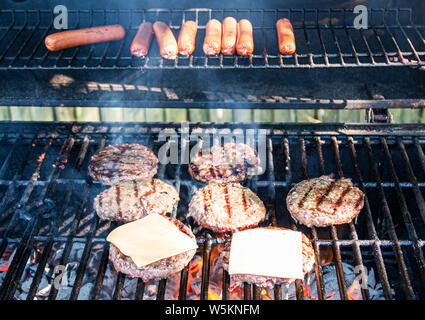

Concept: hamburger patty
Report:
left=286, top=175, right=365, bottom=227
left=108, top=215, right=197, bottom=281
left=188, top=182, right=266, bottom=233
left=189, top=142, right=262, bottom=184
left=94, top=179, right=179, bottom=222
left=88, top=144, right=158, bottom=185
left=220, top=227, right=315, bottom=288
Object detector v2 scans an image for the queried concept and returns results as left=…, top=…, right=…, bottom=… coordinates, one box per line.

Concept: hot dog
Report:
left=130, top=22, right=153, bottom=57
left=178, top=20, right=197, bottom=56
left=276, top=18, right=296, bottom=55
left=44, top=25, right=125, bottom=51
left=236, top=19, right=254, bottom=56
left=153, top=21, right=178, bottom=60
left=203, top=19, right=221, bottom=56
left=221, top=17, right=237, bottom=56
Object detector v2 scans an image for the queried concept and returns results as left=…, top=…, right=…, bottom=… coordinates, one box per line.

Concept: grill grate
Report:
left=0, top=8, right=424, bottom=70
left=0, top=122, right=425, bottom=300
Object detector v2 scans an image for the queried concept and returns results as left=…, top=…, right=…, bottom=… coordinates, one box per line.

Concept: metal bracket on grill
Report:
left=365, top=85, right=393, bottom=123
left=366, top=108, right=393, bottom=123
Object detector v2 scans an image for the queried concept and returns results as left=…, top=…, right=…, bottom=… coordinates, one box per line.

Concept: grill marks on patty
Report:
left=189, top=142, right=262, bottom=184
left=89, top=144, right=158, bottom=185
left=94, top=179, right=179, bottom=222
left=223, top=184, right=232, bottom=219
left=116, top=184, right=122, bottom=219
left=286, top=176, right=365, bottom=227
left=295, top=177, right=360, bottom=215
left=189, top=182, right=265, bottom=233
left=202, top=184, right=234, bottom=221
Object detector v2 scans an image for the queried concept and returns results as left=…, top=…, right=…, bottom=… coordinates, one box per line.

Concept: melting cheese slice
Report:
left=106, top=214, right=198, bottom=268
left=228, top=228, right=303, bottom=279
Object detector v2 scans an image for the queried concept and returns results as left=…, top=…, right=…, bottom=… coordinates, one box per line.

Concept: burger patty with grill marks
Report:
left=94, top=179, right=179, bottom=222
left=286, top=175, right=365, bottom=227
left=88, top=144, right=158, bottom=185
left=220, top=227, right=315, bottom=288
left=108, top=215, right=196, bottom=281
left=189, top=142, right=263, bottom=184
left=188, top=182, right=266, bottom=233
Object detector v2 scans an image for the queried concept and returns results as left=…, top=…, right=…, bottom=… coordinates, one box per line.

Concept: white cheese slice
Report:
left=106, top=214, right=198, bottom=268
left=228, top=228, right=303, bottom=279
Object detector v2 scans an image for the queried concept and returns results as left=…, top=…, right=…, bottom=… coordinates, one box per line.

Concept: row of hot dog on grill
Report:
left=44, top=18, right=296, bottom=58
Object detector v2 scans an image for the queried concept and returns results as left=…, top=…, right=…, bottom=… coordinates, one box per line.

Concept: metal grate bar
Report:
left=396, top=24, right=421, bottom=64
left=364, top=137, right=416, bottom=299
left=278, top=137, right=304, bottom=300
left=0, top=137, right=19, bottom=179
left=112, top=272, right=126, bottom=300
left=0, top=135, right=49, bottom=259
left=347, top=137, right=393, bottom=300
left=90, top=242, right=110, bottom=300
left=200, top=239, right=212, bottom=300
left=25, top=183, right=75, bottom=300
left=0, top=136, right=74, bottom=299
left=298, top=138, right=326, bottom=300
left=398, top=140, right=425, bottom=225
left=45, top=137, right=106, bottom=300
left=46, top=185, right=91, bottom=300
left=380, top=138, right=425, bottom=288
left=330, top=137, right=370, bottom=300
left=314, top=137, right=349, bottom=300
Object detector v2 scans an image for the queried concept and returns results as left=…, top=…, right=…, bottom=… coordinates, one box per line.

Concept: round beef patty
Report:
left=108, top=215, right=197, bottom=281
left=220, top=227, right=315, bottom=288
left=94, top=179, right=179, bottom=222
left=286, top=175, right=365, bottom=228
left=88, top=144, right=158, bottom=185
left=189, top=142, right=263, bottom=184
left=189, top=182, right=266, bottom=233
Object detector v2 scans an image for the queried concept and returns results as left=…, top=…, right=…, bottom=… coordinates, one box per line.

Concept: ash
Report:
left=284, top=262, right=391, bottom=300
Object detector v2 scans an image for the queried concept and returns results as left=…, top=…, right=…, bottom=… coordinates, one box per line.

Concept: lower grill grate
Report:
left=0, top=122, right=424, bottom=300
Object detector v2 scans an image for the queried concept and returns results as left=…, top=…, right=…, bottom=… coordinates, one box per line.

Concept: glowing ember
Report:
left=2, top=241, right=388, bottom=300
left=0, top=250, right=13, bottom=272
left=261, top=289, right=272, bottom=300
left=347, top=279, right=363, bottom=300
left=37, top=153, right=46, bottom=163
left=208, top=289, right=222, bottom=300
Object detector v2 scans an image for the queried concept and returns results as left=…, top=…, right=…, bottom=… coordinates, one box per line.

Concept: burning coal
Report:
left=1, top=241, right=390, bottom=300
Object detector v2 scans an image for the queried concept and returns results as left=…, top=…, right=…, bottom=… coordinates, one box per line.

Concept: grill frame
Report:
left=0, top=121, right=424, bottom=300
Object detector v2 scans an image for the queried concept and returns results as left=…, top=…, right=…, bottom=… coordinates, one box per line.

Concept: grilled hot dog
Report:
left=203, top=19, right=221, bottom=56
left=221, top=17, right=237, bottom=55
left=236, top=19, right=254, bottom=56
left=178, top=20, right=198, bottom=56
left=45, top=25, right=125, bottom=51
left=153, top=21, right=178, bottom=60
left=130, top=22, right=153, bottom=57
left=276, top=18, right=296, bottom=55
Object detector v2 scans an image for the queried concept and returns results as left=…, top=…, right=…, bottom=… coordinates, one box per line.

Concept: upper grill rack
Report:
left=0, top=122, right=424, bottom=300
left=0, top=8, right=424, bottom=70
